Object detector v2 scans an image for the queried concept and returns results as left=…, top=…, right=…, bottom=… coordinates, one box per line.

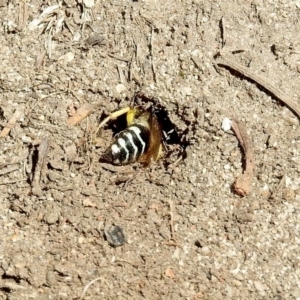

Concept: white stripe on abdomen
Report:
left=129, top=125, right=146, bottom=155
left=124, top=132, right=138, bottom=160
left=117, top=138, right=129, bottom=163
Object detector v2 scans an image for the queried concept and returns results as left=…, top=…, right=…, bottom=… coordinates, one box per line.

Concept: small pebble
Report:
left=104, top=225, right=126, bottom=247
left=282, top=188, right=295, bottom=201
left=115, top=84, right=126, bottom=94
left=44, top=212, right=59, bottom=225
left=222, top=118, right=232, bottom=131
left=254, top=280, right=266, bottom=291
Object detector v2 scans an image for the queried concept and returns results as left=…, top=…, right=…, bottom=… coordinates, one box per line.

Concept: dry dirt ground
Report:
left=1, top=1, right=300, bottom=299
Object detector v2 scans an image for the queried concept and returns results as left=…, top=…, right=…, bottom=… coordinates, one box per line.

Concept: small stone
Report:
left=180, top=86, right=192, bottom=96
left=232, top=279, right=242, bottom=287
left=254, top=281, right=266, bottom=291
left=236, top=209, right=253, bottom=222
left=44, top=211, right=59, bottom=225
left=46, top=271, right=56, bottom=286
left=188, top=215, right=198, bottom=224
left=78, top=236, right=85, bottom=244
left=22, top=135, right=32, bottom=143
left=282, top=188, right=295, bottom=201
left=58, top=52, right=75, bottom=63
left=115, top=84, right=126, bottom=94
left=104, top=225, right=126, bottom=247
left=73, top=31, right=81, bottom=41
left=222, top=118, right=232, bottom=131
left=260, top=185, right=270, bottom=198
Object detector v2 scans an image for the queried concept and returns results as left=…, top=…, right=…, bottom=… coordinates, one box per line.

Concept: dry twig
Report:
left=149, top=26, right=157, bottom=83
left=80, top=277, right=102, bottom=300
left=231, top=119, right=255, bottom=196
left=100, top=163, right=134, bottom=174
left=31, top=137, right=49, bottom=196
left=0, top=110, right=22, bottom=138
left=0, top=179, right=27, bottom=185
left=216, top=54, right=300, bottom=119
left=168, top=199, right=176, bottom=241
left=18, top=1, right=28, bottom=30
left=0, top=164, right=20, bottom=175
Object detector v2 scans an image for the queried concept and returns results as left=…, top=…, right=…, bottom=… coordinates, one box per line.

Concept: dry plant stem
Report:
left=0, top=110, right=22, bottom=138
left=18, top=1, right=28, bottom=30
left=150, top=26, right=157, bottom=83
left=100, top=163, right=134, bottom=174
left=216, top=55, right=300, bottom=119
left=0, top=179, right=27, bottom=185
left=107, top=53, right=130, bottom=62
left=80, top=277, right=102, bottom=300
left=32, top=137, right=49, bottom=196
left=168, top=199, right=175, bottom=241
left=0, top=164, right=20, bottom=175
left=231, top=119, right=254, bottom=196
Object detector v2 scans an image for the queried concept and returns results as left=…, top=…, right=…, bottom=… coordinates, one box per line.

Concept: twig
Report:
left=168, top=199, right=175, bottom=241
left=0, top=281, right=26, bottom=291
left=0, top=164, right=20, bottom=175
left=107, top=53, right=130, bottom=62
left=80, top=277, right=102, bottom=300
left=18, top=1, right=28, bottom=30
left=149, top=26, right=157, bottom=83
left=216, top=54, right=300, bottom=119
left=100, top=163, right=134, bottom=174
left=0, top=110, right=22, bottom=138
left=231, top=119, right=255, bottom=196
left=220, top=16, right=226, bottom=48
left=0, top=179, right=27, bottom=185
left=31, top=136, right=49, bottom=196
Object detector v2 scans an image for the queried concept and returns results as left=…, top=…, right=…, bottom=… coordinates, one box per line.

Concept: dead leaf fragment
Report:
left=67, top=104, right=94, bottom=126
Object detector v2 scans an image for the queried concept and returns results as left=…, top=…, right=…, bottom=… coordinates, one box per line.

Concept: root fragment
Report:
left=230, top=119, right=255, bottom=196
left=216, top=54, right=300, bottom=119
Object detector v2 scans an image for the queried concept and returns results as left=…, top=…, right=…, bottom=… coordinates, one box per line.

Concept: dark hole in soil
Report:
left=134, top=93, right=181, bottom=147
left=99, top=92, right=184, bottom=165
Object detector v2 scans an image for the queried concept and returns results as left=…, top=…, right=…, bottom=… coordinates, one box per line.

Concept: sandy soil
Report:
left=1, top=1, right=300, bottom=299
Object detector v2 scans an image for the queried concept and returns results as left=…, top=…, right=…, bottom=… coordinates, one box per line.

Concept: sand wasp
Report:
left=99, top=105, right=163, bottom=166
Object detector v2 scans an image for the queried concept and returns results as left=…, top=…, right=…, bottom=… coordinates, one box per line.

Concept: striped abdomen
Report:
left=101, top=123, right=149, bottom=165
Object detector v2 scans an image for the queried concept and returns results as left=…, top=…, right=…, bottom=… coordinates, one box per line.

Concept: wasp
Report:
left=99, top=106, right=163, bottom=166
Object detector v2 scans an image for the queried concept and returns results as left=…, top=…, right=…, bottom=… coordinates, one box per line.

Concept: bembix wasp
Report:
left=98, top=105, right=163, bottom=166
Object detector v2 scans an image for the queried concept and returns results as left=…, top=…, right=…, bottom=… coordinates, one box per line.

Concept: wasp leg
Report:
left=98, top=107, right=131, bottom=129
left=94, top=107, right=131, bottom=138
